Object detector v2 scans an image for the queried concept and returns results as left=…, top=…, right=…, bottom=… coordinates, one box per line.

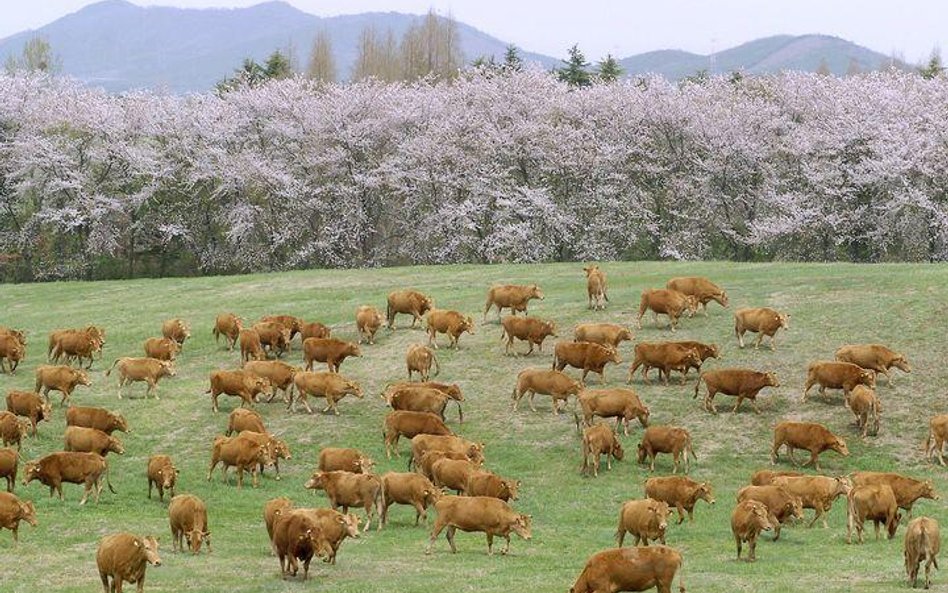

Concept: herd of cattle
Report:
left=0, top=266, right=943, bottom=592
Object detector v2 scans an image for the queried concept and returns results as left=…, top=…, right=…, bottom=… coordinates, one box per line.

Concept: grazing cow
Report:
left=848, top=385, right=882, bottom=438
left=425, top=495, right=531, bottom=555
left=291, top=371, right=363, bottom=415
left=96, top=533, right=161, bottom=593
left=851, top=472, right=939, bottom=517
left=142, top=337, right=179, bottom=362
left=583, top=265, right=609, bottom=310
left=732, top=500, right=774, bottom=561
left=382, top=381, right=463, bottom=402
left=580, top=423, right=624, bottom=477
left=50, top=330, right=103, bottom=368
left=637, top=289, right=698, bottom=331
left=260, top=315, right=304, bottom=343
left=305, top=470, right=384, bottom=532
left=573, top=323, right=631, bottom=349
left=771, top=475, right=851, bottom=528
left=464, top=471, right=520, bottom=502
left=381, top=472, right=441, bottom=525
left=644, top=476, right=715, bottom=524
left=628, top=342, right=701, bottom=385
left=749, top=469, right=804, bottom=486
left=426, top=309, right=475, bottom=349
left=512, top=368, right=584, bottom=414
left=6, top=390, right=52, bottom=436
left=22, top=451, right=114, bottom=504
left=484, top=284, right=544, bottom=321
left=0, top=448, right=16, bottom=492
left=253, top=321, right=291, bottom=358
left=387, top=289, right=434, bottom=329
left=694, top=368, right=779, bottom=414
left=206, top=433, right=272, bottom=488
left=226, top=408, right=266, bottom=436
left=905, top=516, right=941, bottom=589
left=272, top=509, right=332, bottom=579
left=637, top=426, right=696, bottom=474
left=384, top=411, right=453, bottom=458
left=303, top=337, right=362, bottom=372
left=615, top=499, right=671, bottom=546
left=666, top=276, right=729, bottom=315
left=213, top=313, right=243, bottom=350
left=106, top=357, right=176, bottom=400
left=34, top=365, right=91, bottom=406
left=0, top=491, right=36, bottom=542
left=356, top=306, right=385, bottom=344
left=836, top=343, right=911, bottom=385
left=771, top=421, right=848, bottom=471
left=168, top=494, right=211, bottom=554
left=926, top=415, right=948, bottom=466
left=302, top=507, right=361, bottom=565
left=235, top=430, right=291, bottom=480
left=242, top=360, right=298, bottom=404
left=300, top=321, right=332, bottom=341
left=554, top=341, right=621, bottom=383
left=206, top=369, right=272, bottom=413
left=736, top=485, right=804, bottom=541
left=66, top=406, right=129, bottom=434
left=386, top=386, right=464, bottom=423
left=146, top=455, right=177, bottom=502
left=406, top=344, right=440, bottom=381
left=264, top=497, right=294, bottom=555
left=319, top=447, right=375, bottom=474
left=0, top=412, right=29, bottom=450
left=502, top=316, right=557, bottom=355
left=577, top=388, right=649, bottom=436
left=670, top=340, right=720, bottom=376
left=64, top=426, right=125, bottom=456
left=0, top=334, right=25, bottom=374
left=409, top=435, right=485, bottom=473
left=734, top=307, right=790, bottom=350
left=431, top=457, right=480, bottom=493
left=570, top=546, right=684, bottom=593
left=802, top=361, right=875, bottom=404
left=161, top=318, right=190, bottom=346
left=239, top=329, right=266, bottom=362
left=847, top=484, right=901, bottom=544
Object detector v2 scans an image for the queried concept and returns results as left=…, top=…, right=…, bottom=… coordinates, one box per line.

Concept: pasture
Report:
left=1, top=261, right=947, bottom=593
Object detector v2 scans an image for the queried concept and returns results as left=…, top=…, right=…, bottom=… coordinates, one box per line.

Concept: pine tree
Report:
left=596, top=53, right=623, bottom=83
left=920, top=49, right=944, bottom=79
left=503, top=44, right=523, bottom=72
left=556, top=45, right=591, bottom=87
left=306, top=30, right=337, bottom=83
left=4, top=37, right=60, bottom=74
left=264, top=50, right=293, bottom=80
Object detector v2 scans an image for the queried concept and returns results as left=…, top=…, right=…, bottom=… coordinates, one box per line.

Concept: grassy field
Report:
left=1, top=261, right=947, bottom=593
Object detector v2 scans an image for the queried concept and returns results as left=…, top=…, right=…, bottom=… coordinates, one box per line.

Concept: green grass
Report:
left=2, top=261, right=947, bottom=593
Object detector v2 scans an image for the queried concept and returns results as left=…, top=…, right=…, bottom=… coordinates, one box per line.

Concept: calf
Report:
left=406, top=344, right=439, bottom=381
left=771, top=421, right=849, bottom=471
left=583, top=265, right=609, bottom=310
left=851, top=471, right=939, bottom=517
left=303, top=337, right=362, bottom=372
left=381, top=472, right=441, bottom=525
left=628, top=342, right=701, bottom=385
left=0, top=491, right=37, bottom=542
left=580, top=423, right=624, bottom=477
left=143, top=337, right=179, bottom=361
left=484, top=284, right=544, bottom=320
left=213, top=313, right=243, bottom=350
left=736, top=484, right=804, bottom=541
left=848, top=385, right=881, bottom=438
left=238, top=329, right=266, bottom=362
left=146, top=455, right=177, bottom=502
left=573, top=323, right=632, bottom=349
left=206, top=369, right=272, bottom=413
left=64, top=426, right=125, bottom=456
left=226, top=408, right=266, bottom=436
left=802, top=361, right=876, bottom=404
left=666, top=276, right=728, bottom=315
left=637, top=289, right=698, bottom=331
left=734, top=307, right=790, bottom=350
left=22, top=451, right=114, bottom=504
left=206, top=433, right=272, bottom=488
left=431, top=457, right=480, bottom=493
left=848, top=484, right=901, bottom=544
left=554, top=341, right=621, bottom=383
left=771, top=475, right=852, bottom=528
left=305, top=470, right=384, bottom=532
left=0, top=448, right=16, bottom=492
left=905, top=516, right=940, bottom=589
left=502, top=316, right=557, bottom=355
left=242, top=359, right=298, bottom=404
left=637, top=426, right=696, bottom=474
left=66, top=406, right=128, bottom=434
left=512, top=368, right=583, bottom=414
left=96, top=533, right=161, bottom=593
left=253, top=321, right=291, bottom=358
left=106, top=357, right=176, bottom=399
left=836, top=343, right=911, bottom=385
left=300, top=321, right=331, bottom=341
left=570, top=546, right=684, bottom=593
left=34, top=365, right=91, bottom=406
left=292, top=371, right=363, bottom=415
left=615, top=498, right=671, bottom=546
left=387, top=289, right=434, bottom=329
left=926, top=414, right=948, bottom=466
left=426, top=309, right=476, bottom=349
left=384, top=411, right=453, bottom=458
left=0, top=412, right=29, bottom=450
left=0, top=334, right=25, bottom=374
left=732, top=500, right=774, bottom=561
left=694, top=368, right=779, bottom=414
left=644, top=476, right=715, bottom=524
left=386, top=386, right=464, bottom=423
left=272, top=509, right=332, bottom=579
left=356, top=305, right=384, bottom=344
left=464, top=471, right=520, bottom=502
left=6, top=390, right=52, bottom=436
left=168, top=494, right=211, bottom=554
left=319, top=447, right=375, bottom=474
left=577, top=388, right=649, bottom=436
left=426, top=495, right=531, bottom=555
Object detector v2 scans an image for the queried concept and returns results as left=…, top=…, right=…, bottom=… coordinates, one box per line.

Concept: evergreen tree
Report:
left=264, top=50, right=293, bottom=80
left=596, top=53, right=623, bottom=83
left=920, top=49, right=944, bottom=79
left=556, top=44, right=591, bottom=87
left=503, top=44, right=523, bottom=72
left=4, top=37, right=60, bottom=74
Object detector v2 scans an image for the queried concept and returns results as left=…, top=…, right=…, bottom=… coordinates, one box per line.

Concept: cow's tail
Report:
left=688, top=436, right=697, bottom=461
left=432, top=351, right=440, bottom=377
left=454, top=400, right=463, bottom=424
left=483, top=291, right=493, bottom=319
left=386, top=301, right=394, bottom=328
left=104, top=358, right=120, bottom=377
left=212, top=326, right=220, bottom=344
left=572, top=411, right=583, bottom=436
left=552, top=351, right=559, bottom=371
left=374, top=478, right=386, bottom=527
left=678, top=554, right=686, bottom=593
left=692, top=375, right=703, bottom=399
left=602, top=284, right=610, bottom=302
left=105, top=459, right=116, bottom=494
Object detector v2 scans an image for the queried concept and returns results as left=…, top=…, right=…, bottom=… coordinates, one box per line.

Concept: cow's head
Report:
left=683, top=349, right=701, bottom=368
left=512, top=514, right=532, bottom=540
left=833, top=476, right=853, bottom=497
left=501, top=479, right=521, bottom=501
left=139, top=536, right=161, bottom=566
left=749, top=501, right=774, bottom=532
left=617, top=328, right=634, bottom=343
left=683, top=295, right=699, bottom=317
left=715, top=290, right=730, bottom=308
left=583, top=265, right=599, bottom=277
left=422, top=486, right=442, bottom=506
left=649, top=500, right=671, bottom=532
left=467, top=443, right=486, bottom=466
left=342, top=513, right=361, bottom=538
left=887, top=512, right=903, bottom=539
left=18, top=500, right=37, bottom=527
left=16, top=419, right=30, bottom=440
left=157, top=465, right=177, bottom=489
left=39, top=400, right=53, bottom=422
left=920, top=480, right=939, bottom=501
left=707, top=343, right=721, bottom=358
left=159, top=361, right=176, bottom=378
left=697, top=482, right=716, bottom=505
left=636, top=443, right=647, bottom=465
left=234, top=316, right=244, bottom=332
left=252, top=377, right=273, bottom=396
left=346, top=381, right=364, bottom=399
left=301, top=528, right=332, bottom=559
left=187, top=528, right=210, bottom=554
left=304, top=472, right=327, bottom=491
left=356, top=456, right=375, bottom=473
left=113, top=412, right=130, bottom=433
left=777, top=312, right=790, bottom=329
left=419, top=296, right=434, bottom=314
left=108, top=436, right=125, bottom=455
left=892, top=355, right=911, bottom=373
left=346, top=343, right=363, bottom=358
left=75, top=370, right=92, bottom=386
left=785, top=496, right=804, bottom=522
left=22, top=461, right=41, bottom=485
left=271, top=438, right=291, bottom=460
left=832, top=437, right=850, bottom=457
left=765, top=372, right=780, bottom=388
left=611, top=440, right=625, bottom=461
left=860, top=369, right=876, bottom=387
left=461, top=316, right=476, bottom=335
left=636, top=405, right=651, bottom=427
left=567, top=380, right=584, bottom=397
left=530, top=285, right=544, bottom=300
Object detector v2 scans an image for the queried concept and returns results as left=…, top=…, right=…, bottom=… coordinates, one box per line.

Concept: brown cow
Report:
left=847, top=484, right=901, bottom=544
left=734, top=307, right=790, bottom=350
left=142, top=337, right=179, bottom=362
left=386, top=386, right=464, bottom=423
left=409, top=435, right=485, bottom=473
left=253, top=321, right=291, bottom=358
left=302, top=507, right=361, bottom=565
left=387, top=289, right=434, bottom=329
left=666, top=276, right=729, bottom=315
left=570, top=546, right=684, bottom=593
left=213, top=313, right=243, bottom=350
left=0, top=334, right=25, bottom=374
left=431, top=457, right=480, bottom=493
left=260, top=315, right=304, bottom=343
left=206, top=433, right=272, bottom=488
left=34, top=365, right=91, bottom=406
left=732, top=500, right=774, bottom=561
left=694, top=368, right=780, bottom=414
left=426, top=309, right=475, bottom=350
left=848, top=385, right=881, bottom=438
left=736, top=484, right=804, bottom=541
left=47, top=326, right=105, bottom=363
left=406, top=344, right=440, bottom=381
left=50, top=330, right=102, bottom=368
left=206, top=369, right=272, bottom=413
left=242, top=359, right=298, bottom=404
left=416, top=450, right=478, bottom=481
left=484, top=284, right=544, bottom=321
left=670, top=340, right=720, bottom=376
left=226, top=408, right=267, bottom=436
left=168, top=494, right=211, bottom=554
left=554, top=341, right=621, bottom=383
left=502, top=316, right=557, bottom=355
left=300, top=321, right=332, bottom=341
left=836, top=343, right=911, bottom=385
left=161, top=318, right=190, bottom=346
left=264, top=497, right=294, bottom=555
left=239, top=329, right=266, bottom=362
left=583, top=265, right=609, bottom=310
left=464, top=471, right=520, bottom=502
left=615, top=499, right=671, bottom=546
left=384, top=411, right=453, bottom=458
left=637, top=289, right=698, bottom=331
left=425, top=495, right=531, bottom=555
left=905, top=516, right=940, bottom=589
left=577, top=388, right=649, bottom=436
left=66, top=406, right=129, bottom=434
left=291, top=371, right=363, bottom=415
left=771, top=475, right=852, bottom=528
left=6, top=390, right=52, bottom=436
left=627, top=342, right=701, bottom=385
left=0, top=491, right=36, bottom=542
left=512, top=368, right=583, bottom=414
left=580, top=423, right=624, bottom=477
left=303, top=337, right=362, bottom=372
left=64, top=426, right=125, bottom=456
left=0, top=327, right=26, bottom=346
left=22, top=451, right=114, bottom=504
left=637, top=426, right=696, bottom=474
left=381, top=472, right=441, bottom=525
left=802, top=361, right=876, bottom=404
left=106, top=357, right=176, bottom=400
left=644, top=476, right=715, bottom=524
left=926, top=415, right=948, bottom=466
left=851, top=472, right=939, bottom=517
left=0, top=448, right=17, bottom=492
left=236, top=430, right=291, bottom=480
left=356, top=305, right=384, bottom=345
left=573, top=323, right=632, bottom=348
left=771, top=421, right=848, bottom=471
left=146, top=455, right=177, bottom=502
left=382, top=381, right=463, bottom=402
left=96, top=533, right=161, bottom=593
left=749, top=469, right=804, bottom=486
left=272, top=509, right=332, bottom=579
left=0, top=412, right=29, bottom=450
left=305, top=470, right=384, bottom=532
left=319, top=447, right=375, bottom=474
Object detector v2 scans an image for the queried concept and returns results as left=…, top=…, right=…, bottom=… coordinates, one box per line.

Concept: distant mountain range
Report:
left=0, top=0, right=904, bottom=93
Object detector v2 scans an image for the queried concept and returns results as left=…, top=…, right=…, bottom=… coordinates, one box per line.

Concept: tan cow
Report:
left=926, top=415, right=948, bottom=466
left=318, top=447, right=375, bottom=474
left=161, top=318, right=190, bottom=346
left=238, top=329, right=266, bottom=362
left=235, top=430, right=291, bottom=480
left=644, top=476, right=715, bottom=524
left=580, top=423, right=624, bottom=477
left=554, top=341, right=621, bottom=383
left=382, top=381, right=463, bottom=402
left=848, top=385, right=881, bottom=438
left=637, top=289, right=698, bottom=331
left=736, top=484, right=804, bottom=541
left=213, top=313, right=243, bottom=350
left=502, top=316, right=557, bottom=355
left=749, top=469, right=804, bottom=486
left=0, top=327, right=26, bottom=347
left=637, top=426, right=696, bottom=474
left=146, top=455, right=177, bottom=502
left=666, top=276, right=729, bottom=315
left=206, top=369, right=272, bottom=412
left=732, top=500, right=774, bottom=561
left=771, top=421, right=848, bottom=471
left=426, top=309, right=475, bottom=349
left=95, top=533, right=161, bottom=593
left=409, top=435, right=485, bottom=472
left=431, top=457, right=480, bottom=493
left=771, top=475, right=852, bottom=528
left=577, top=388, right=649, bottom=436
left=847, top=484, right=901, bottom=544
left=570, top=546, right=684, bottom=593
left=168, top=494, right=211, bottom=554
left=905, top=516, right=940, bottom=589
left=615, top=498, right=671, bottom=546
left=416, top=451, right=477, bottom=481
left=206, top=433, right=272, bottom=488
left=511, top=368, right=583, bottom=414
left=425, top=495, right=531, bottom=555
left=583, top=265, right=608, bottom=310
left=694, top=368, right=779, bottom=414
left=22, top=451, right=114, bottom=504
left=64, top=426, right=124, bottom=456
left=484, top=284, right=544, bottom=320
left=305, top=470, right=384, bottom=532
left=260, top=315, right=304, bottom=343
left=406, top=344, right=440, bottom=381
left=49, top=330, right=103, bottom=368
left=105, top=357, right=176, bottom=400
left=272, top=509, right=332, bottom=579
left=670, top=340, right=720, bottom=376
left=0, top=491, right=37, bottom=542
left=381, top=472, right=441, bottom=525
left=264, top=497, right=294, bottom=555
left=851, top=472, right=939, bottom=517
left=0, top=448, right=17, bottom=492
left=300, top=321, right=332, bottom=341
left=386, top=386, right=464, bottom=423
left=802, top=361, right=876, bottom=404
left=303, top=337, right=362, bottom=372
left=242, top=359, right=298, bottom=404
left=387, top=289, right=434, bottom=329
left=356, top=305, right=384, bottom=345
left=384, top=411, right=453, bottom=458
left=301, top=507, right=361, bottom=565
left=291, top=371, right=362, bottom=415
left=464, top=471, right=520, bottom=502
left=734, top=307, right=790, bottom=350
left=34, top=365, right=91, bottom=406
left=836, top=343, right=911, bottom=385
left=627, top=342, right=701, bottom=385
left=0, top=412, right=29, bottom=450
left=252, top=321, right=291, bottom=358
left=225, top=408, right=266, bottom=436
left=573, top=323, right=631, bottom=348
left=66, top=406, right=129, bottom=434
left=47, top=326, right=105, bottom=363
left=142, top=337, right=179, bottom=362
left=6, top=390, right=52, bottom=436
left=0, top=334, right=25, bottom=374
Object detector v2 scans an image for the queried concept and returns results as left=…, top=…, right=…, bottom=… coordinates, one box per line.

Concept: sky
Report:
left=2, top=0, right=946, bottom=63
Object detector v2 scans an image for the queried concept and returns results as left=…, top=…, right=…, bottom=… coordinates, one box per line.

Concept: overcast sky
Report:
left=2, top=0, right=945, bottom=63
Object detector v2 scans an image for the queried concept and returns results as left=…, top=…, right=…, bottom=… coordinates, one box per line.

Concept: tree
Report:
left=264, top=50, right=293, bottom=80
left=596, top=53, right=623, bottom=83
left=306, top=30, right=337, bottom=83
left=846, top=58, right=862, bottom=76
left=556, top=45, right=592, bottom=87
left=4, top=37, right=60, bottom=74
left=352, top=26, right=400, bottom=82
left=816, top=58, right=831, bottom=76
left=920, top=48, right=944, bottom=79
left=503, top=45, right=523, bottom=72
left=399, top=9, right=463, bottom=81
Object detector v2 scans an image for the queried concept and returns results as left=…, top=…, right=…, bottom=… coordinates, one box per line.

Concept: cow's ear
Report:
left=156, top=470, right=162, bottom=476
left=134, top=540, right=141, bottom=547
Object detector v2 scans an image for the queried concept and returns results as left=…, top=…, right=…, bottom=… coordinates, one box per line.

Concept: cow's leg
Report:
left=748, top=537, right=757, bottom=561
left=528, top=391, right=537, bottom=413
left=99, top=572, right=110, bottom=593
left=786, top=446, right=799, bottom=466
left=732, top=396, right=744, bottom=414
left=735, top=535, right=742, bottom=560
left=750, top=398, right=762, bottom=414
left=502, top=533, right=513, bottom=555
left=753, top=333, right=763, bottom=350
left=425, top=519, right=445, bottom=554
left=706, top=392, right=717, bottom=415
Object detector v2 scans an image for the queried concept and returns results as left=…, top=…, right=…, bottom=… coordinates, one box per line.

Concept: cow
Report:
left=260, top=315, right=304, bottom=343
left=272, top=509, right=332, bottom=579
left=146, top=455, right=177, bottom=502
left=387, top=289, right=434, bottom=329
left=502, top=316, right=557, bottom=355
left=0, top=448, right=16, bottom=492
left=771, top=475, right=852, bottom=528
left=300, top=321, right=332, bottom=341
left=569, top=546, right=684, bottom=593
left=464, top=471, right=520, bottom=502
left=0, top=491, right=36, bottom=542
left=0, top=334, right=25, bottom=374
left=253, top=321, right=291, bottom=358
left=926, top=415, right=948, bottom=466
left=554, top=341, right=621, bottom=383
left=64, top=426, right=124, bottom=456
left=6, top=390, right=52, bottom=436
left=848, top=385, right=881, bottom=438
left=905, top=516, right=940, bottom=589
left=484, top=284, right=544, bottom=321
left=426, top=309, right=476, bottom=350
left=243, top=359, right=298, bottom=404
left=95, top=533, right=161, bottom=593
left=22, top=451, right=114, bottom=504
left=0, top=327, right=26, bottom=347
left=226, top=408, right=266, bottom=436
left=49, top=330, right=103, bottom=368
left=319, top=447, right=375, bottom=474
left=734, top=307, right=790, bottom=350
left=583, top=265, right=609, bottom=310
left=644, top=476, right=715, bottom=524
left=34, top=365, right=91, bottom=406
left=512, top=368, right=583, bottom=414
left=106, top=357, right=176, bottom=400
left=580, top=423, right=624, bottom=477
left=303, top=337, right=362, bottom=372
left=847, top=484, right=901, bottom=544
left=382, top=381, right=463, bottom=402
left=264, top=497, right=294, bottom=555
left=406, top=344, right=440, bottom=381
left=305, top=470, right=384, bottom=532
left=694, top=368, right=779, bottom=414
left=749, top=469, right=804, bottom=486
left=615, top=498, right=671, bottom=546
left=239, top=329, right=266, bottom=362
left=381, top=472, right=442, bottom=526
left=732, top=500, right=774, bottom=561
left=577, top=388, right=649, bottom=436
left=206, top=433, right=272, bottom=488
left=213, top=313, right=243, bottom=350
left=670, top=340, right=721, bottom=376
left=386, top=386, right=464, bottom=423
left=637, top=426, right=696, bottom=474
left=802, top=361, right=876, bottom=404
left=356, top=306, right=385, bottom=345
left=142, top=337, right=179, bottom=362
left=415, top=450, right=479, bottom=481
left=0, top=412, right=29, bottom=450
left=666, top=276, right=729, bottom=315
left=736, top=484, right=804, bottom=541
left=161, top=318, right=190, bottom=346
left=409, top=435, right=485, bottom=473
left=627, top=342, right=701, bottom=385
left=573, top=323, right=632, bottom=348
left=291, top=371, right=363, bottom=415
left=301, top=507, right=361, bottom=565
left=206, top=369, right=272, bottom=413
left=851, top=472, right=939, bottom=517
left=431, top=457, right=480, bottom=493
left=66, top=406, right=129, bottom=435
left=836, top=343, right=911, bottom=385
left=636, top=289, right=698, bottom=331
left=771, top=421, right=848, bottom=471
left=384, top=411, right=453, bottom=458
left=235, top=430, right=291, bottom=480
left=168, top=494, right=210, bottom=554
left=425, top=495, right=531, bottom=556
left=47, top=326, right=105, bottom=363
